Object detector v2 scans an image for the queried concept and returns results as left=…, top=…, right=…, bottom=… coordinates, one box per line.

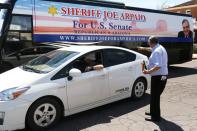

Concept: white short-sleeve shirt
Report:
left=148, top=44, right=168, bottom=76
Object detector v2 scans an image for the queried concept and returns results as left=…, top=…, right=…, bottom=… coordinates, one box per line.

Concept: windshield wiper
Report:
left=22, top=65, right=46, bottom=74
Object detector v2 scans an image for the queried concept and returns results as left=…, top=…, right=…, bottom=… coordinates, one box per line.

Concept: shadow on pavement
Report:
left=168, top=66, right=197, bottom=79
left=153, top=118, right=184, bottom=131
left=18, top=94, right=150, bottom=131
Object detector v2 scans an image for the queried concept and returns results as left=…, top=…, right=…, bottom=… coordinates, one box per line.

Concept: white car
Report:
left=0, top=45, right=150, bottom=131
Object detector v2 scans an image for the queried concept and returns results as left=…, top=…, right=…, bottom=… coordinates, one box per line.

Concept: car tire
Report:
left=26, top=98, right=62, bottom=131
left=132, top=78, right=146, bottom=99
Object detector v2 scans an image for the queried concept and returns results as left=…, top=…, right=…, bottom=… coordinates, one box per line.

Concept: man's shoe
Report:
left=145, top=112, right=151, bottom=116
left=145, top=117, right=160, bottom=122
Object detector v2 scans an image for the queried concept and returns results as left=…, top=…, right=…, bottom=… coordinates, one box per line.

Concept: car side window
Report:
left=103, top=49, right=136, bottom=67
left=51, top=51, right=103, bottom=80
left=72, top=51, right=102, bottom=73
left=66, top=51, right=103, bottom=74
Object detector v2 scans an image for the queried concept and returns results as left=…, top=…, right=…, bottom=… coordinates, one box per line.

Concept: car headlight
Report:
left=0, top=87, right=30, bottom=101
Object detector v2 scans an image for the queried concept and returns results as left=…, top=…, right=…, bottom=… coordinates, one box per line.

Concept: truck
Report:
left=0, top=0, right=194, bottom=73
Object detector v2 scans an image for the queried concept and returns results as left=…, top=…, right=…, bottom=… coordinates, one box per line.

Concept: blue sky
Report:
left=109, top=0, right=190, bottom=9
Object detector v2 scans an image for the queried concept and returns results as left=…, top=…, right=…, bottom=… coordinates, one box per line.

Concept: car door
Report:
left=66, top=51, right=110, bottom=110
left=103, top=49, right=136, bottom=98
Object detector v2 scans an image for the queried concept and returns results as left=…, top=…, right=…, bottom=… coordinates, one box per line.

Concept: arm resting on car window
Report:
left=85, top=64, right=104, bottom=72
left=93, top=64, right=104, bottom=70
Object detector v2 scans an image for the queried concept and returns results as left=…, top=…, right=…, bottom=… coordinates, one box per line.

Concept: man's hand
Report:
left=143, top=66, right=161, bottom=74
left=143, top=69, right=150, bottom=74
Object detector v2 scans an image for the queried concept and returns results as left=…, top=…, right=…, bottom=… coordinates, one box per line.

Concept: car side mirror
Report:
left=68, top=68, right=82, bottom=81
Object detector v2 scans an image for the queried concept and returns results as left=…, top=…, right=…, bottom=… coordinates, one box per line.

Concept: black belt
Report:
left=152, top=75, right=168, bottom=81
left=152, top=75, right=168, bottom=77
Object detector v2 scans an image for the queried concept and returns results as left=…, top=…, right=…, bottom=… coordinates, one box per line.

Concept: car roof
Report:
left=58, top=45, right=131, bottom=53
left=39, top=42, right=101, bottom=48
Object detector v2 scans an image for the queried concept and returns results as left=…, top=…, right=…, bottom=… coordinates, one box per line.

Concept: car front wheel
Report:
left=26, top=98, right=62, bottom=131
left=132, top=78, right=146, bottom=99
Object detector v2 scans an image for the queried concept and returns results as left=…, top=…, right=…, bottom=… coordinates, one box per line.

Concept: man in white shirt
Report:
left=143, top=36, right=168, bottom=122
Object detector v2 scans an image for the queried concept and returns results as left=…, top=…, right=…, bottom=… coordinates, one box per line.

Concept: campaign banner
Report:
left=32, top=1, right=193, bottom=42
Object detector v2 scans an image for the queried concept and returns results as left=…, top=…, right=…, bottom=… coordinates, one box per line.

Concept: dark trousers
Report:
left=150, top=75, right=167, bottom=120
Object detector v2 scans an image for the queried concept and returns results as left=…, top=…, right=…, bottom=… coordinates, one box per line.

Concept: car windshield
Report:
left=0, top=8, right=7, bottom=36
left=22, top=50, right=79, bottom=73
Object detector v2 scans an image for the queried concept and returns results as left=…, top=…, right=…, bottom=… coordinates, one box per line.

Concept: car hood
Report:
left=0, top=67, right=45, bottom=92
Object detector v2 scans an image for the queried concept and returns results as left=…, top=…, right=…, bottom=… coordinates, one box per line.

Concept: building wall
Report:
left=166, top=5, right=197, bottom=19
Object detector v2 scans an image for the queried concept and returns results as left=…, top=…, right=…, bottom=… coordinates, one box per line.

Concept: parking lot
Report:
left=18, top=59, right=197, bottom=131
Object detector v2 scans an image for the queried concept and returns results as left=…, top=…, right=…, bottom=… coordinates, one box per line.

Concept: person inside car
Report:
left=84, top=53, right=104, bottom=72
left=71, top=52, right=104, bottom=73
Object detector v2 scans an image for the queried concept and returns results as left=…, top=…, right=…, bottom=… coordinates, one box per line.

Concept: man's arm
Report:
left=143, top=51, right=162, bottom=74
left=85, top=64, right=104, bottom=72
left=143, top=66, right=161, bottom=74
left=93, top=64, right=104, bottom=70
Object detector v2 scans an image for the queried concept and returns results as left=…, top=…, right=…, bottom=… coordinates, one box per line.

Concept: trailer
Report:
left=0, top=0, right=194, bottom=72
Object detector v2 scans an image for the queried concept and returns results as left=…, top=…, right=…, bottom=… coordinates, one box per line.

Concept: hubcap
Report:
left=34, top=103, right=56, bottom=127
left=135, top=81, right=145, bottom=98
